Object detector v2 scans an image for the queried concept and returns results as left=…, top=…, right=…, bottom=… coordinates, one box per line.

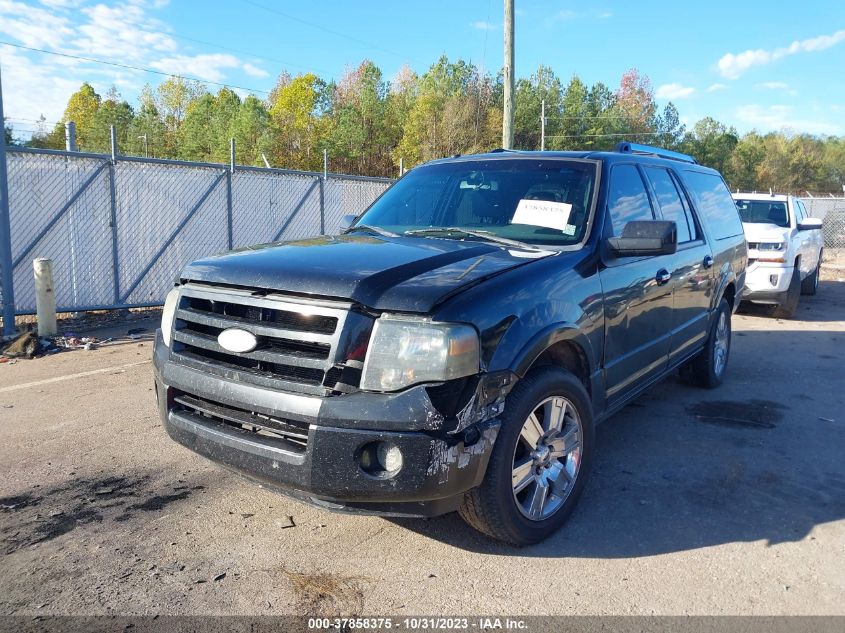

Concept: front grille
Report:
left=173, top=392, right=309, bottom=452
left=171, top=284, right=355, bottom=396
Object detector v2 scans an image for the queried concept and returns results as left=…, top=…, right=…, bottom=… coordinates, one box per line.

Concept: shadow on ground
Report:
left=390, top=325, right=845, bottom=557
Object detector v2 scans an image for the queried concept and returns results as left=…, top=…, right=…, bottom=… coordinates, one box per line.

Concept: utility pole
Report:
left=65, top=121, right=78, bottom=152
left=502, top=0, right=515, bottom=149
left=540, top=99, right=545, bottom=151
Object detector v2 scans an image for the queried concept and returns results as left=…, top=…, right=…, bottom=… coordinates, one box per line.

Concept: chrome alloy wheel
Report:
left=713, top=311, right=729, bottom=377
left=511, top=396, right=583, bottom=521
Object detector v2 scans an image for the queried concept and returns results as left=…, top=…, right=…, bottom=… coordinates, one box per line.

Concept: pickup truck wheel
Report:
left=682, top=298, right=731, bottom=389
left=771, top=267, right=801, bottom=318
left=801, top=261, right=820, bottom=295
left=458, top=367, right=593, bottom=545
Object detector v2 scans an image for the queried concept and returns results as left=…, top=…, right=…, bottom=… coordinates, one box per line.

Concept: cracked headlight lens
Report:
left=360, top=316, right=480, bottom=392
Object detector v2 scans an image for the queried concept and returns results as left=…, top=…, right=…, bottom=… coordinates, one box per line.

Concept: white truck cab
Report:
left=733, top=193, right=823, bottom=317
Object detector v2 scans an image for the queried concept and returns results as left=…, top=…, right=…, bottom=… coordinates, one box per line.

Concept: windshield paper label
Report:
left=512, top=199, right=573, bottom=232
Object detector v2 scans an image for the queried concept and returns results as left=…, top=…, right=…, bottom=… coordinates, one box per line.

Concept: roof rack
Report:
left=614, top=142, right=697, bottom=164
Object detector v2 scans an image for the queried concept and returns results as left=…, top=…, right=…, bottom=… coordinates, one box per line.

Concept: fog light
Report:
left=769, top=274, right=779, bottom=286
left=358, top=441, right=403, bottom=477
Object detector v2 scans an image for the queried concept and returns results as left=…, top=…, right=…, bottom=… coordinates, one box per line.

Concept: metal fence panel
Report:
left=0, top=148, right=392, bottom=316
left=801, top=197, right=845, bottom=249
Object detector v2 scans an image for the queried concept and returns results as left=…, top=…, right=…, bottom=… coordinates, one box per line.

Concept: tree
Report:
left=683, top=117, right=738, bottom=174
left=268, top=73, right=330, bottom=170
left=3, top=119, right=11, bottom=145
left=655, top=103, right=686, bottom=151
left=127, top=85, right=166, bottom=158
left=62, top=82, right=101, bottom=149
left=178, top=93, right=215, bottom=161
left=157, top=77, right=205, bottom=156
left=232, top=95, right=271, bottom=166
left=615, top=69, right=657, bottom=139
left=88, top=86, right=134, bottom=153
left=513, top=65, right=562, bottom=150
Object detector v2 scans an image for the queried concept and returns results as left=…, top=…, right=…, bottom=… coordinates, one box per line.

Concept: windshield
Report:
left=353, top=158, right=597, bottom=246
left=734, top=199, right=789, bottom=228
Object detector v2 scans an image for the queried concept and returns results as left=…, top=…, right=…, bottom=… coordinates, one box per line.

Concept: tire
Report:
left=801, top=260, right=820, bottom=295
left=772, top=267, right=800, bottom=318
left=458, top=366, right=594, bottom=545
left=682, top=297, right=731, bottom=389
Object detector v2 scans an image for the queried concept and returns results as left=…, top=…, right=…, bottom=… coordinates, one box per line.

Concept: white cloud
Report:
left=717, top=29, right=845, bottom=78
left=755, top=81, right=789, bottom=90
left=735, top=104, right=841, bottom=135
left=242, top=63, right=269, bottom=78
left=656, top=83, right=695, bottom=99
left=548, top=8, right=613, bottom=23
left=150, top=53, right=242, bottom=83
left=0, top=0, right=271, bottom=127
left=470, top=20, right=497, bottom=30
left=706, top=83, right=728, bottom=92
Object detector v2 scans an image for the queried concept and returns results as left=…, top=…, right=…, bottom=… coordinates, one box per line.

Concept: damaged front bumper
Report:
left=153, top=330, right=512, bottom=517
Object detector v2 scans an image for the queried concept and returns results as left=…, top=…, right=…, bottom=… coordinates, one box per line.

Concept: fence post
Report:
left=65, top=122, right=78, bottom=152
left=34, top=258, right=57, bottom=337
left=108, top=125, right=120, bottom=303
left=227, top=139, right=234, bottom=249
left=0, top=65, right=16, bottom=336
left=320, top=150, right=327, bottom=235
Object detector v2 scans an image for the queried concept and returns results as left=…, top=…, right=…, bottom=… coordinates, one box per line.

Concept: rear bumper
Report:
left=153, top=330, right=500, bottom=517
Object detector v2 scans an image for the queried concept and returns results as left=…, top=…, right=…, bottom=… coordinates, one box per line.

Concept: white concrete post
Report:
left=34, top=258, right=57, bottom=337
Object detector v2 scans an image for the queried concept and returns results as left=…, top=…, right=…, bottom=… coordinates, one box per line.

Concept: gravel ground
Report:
left=1, top=273, right=844, bottom=617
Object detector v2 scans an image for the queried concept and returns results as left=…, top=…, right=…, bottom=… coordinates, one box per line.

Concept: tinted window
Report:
left=644, top=167, right=692, bottom=242
left=734, top=199, right=789, bottom=228
left=607, top=164, right=654, bottom=236
left=357, top=159, right=597, bottom=245
left=683, top=171, right=744, bottom=240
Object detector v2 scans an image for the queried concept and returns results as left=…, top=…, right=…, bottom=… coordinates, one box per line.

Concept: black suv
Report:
left=153, top=143, right=747, bottom=545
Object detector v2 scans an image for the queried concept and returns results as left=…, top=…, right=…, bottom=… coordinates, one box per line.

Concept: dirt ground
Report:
left=1, top=270, right=844, bottom=617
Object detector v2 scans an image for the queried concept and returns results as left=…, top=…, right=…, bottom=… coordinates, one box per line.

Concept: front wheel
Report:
left=801, top=259, right=820, bottom=296
left=681, top=297, right=732, bottom=389
left=458, top=367, right=593, bottom=545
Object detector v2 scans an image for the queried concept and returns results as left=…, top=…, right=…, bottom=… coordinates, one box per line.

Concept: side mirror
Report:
left=798, top=217, right=822, bottom=231
left=607, top=220, right=678, bottom=257
left=339, top=214, right=357, bottom=231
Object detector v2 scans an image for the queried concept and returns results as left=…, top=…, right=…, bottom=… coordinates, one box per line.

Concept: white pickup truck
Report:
left=733, top=193, right=823, bottom=318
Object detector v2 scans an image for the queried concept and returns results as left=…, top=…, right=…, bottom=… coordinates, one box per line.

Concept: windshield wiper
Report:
left=404, top=227, right=542, bottom=251
left=343, top=224, right=400, bottom=238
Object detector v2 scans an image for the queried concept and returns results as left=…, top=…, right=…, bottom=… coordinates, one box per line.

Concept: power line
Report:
left=165, top=32, right=332, bottom=76
left=243, top=1, right=417, bottom=63
left=0, top=41, right=271, bottom=95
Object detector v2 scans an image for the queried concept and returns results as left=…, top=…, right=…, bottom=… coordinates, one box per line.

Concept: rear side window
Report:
left=607, top=164, right=654, bottom=236
left=682, top=171, right=744, bottom=240
left=644, top=167, right=695, bottom=243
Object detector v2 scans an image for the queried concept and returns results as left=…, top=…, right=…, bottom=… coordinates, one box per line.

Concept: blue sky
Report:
left=1, top=0, right=843, bottom=138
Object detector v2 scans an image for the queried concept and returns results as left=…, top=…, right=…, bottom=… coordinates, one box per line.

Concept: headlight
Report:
left=360, top=316, right=480, bottom=392
left=160, top=288, right=180, bottom=347
left=758, top=242, right=785, bottom=251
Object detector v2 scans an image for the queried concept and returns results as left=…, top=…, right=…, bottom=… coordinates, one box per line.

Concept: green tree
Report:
left=682, top=117, right=738, bottom=174
left=3, top=119, right=11, bottom=145
left=157, top=77, right=205, bottom=156
left=178, top=92, right=215, bottom=161
left=127, top=85, right=166, bottom=158
left=232, top=95, right=271, bottom=166
left=62, top=82, right=101, bottom=149
left=88, top=86, right=134, bottom=153
left=269, top=73, right=330, bottom=170
left=513, top=65, right=562, bottom=150
left=655, top=102, right=686, bottom=151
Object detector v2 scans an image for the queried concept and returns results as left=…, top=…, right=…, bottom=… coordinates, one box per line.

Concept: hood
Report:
left=743, top=222, right=791, bottom=244
left=180, top=234, right=555, bottom=312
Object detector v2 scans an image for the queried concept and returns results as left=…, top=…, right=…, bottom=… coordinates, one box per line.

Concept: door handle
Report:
left=703, top=255, right=714, bottom=269
left=655, top=269, right=672, bottom=285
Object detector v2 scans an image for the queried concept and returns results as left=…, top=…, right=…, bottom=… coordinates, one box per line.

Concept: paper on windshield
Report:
left=512, top=199, right=573, bottom=232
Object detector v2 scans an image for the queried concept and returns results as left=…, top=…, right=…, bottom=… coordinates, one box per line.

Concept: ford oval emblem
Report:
left=217, top=328, right=258, bottom=353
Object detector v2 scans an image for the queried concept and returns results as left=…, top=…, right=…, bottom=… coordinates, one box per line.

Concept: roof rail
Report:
left=614, top=142, right=697, bottom=164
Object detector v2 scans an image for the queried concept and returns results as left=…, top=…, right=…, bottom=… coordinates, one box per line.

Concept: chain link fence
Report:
left=801, top=197, right=845, bottom=256
left=0, top=147, right=391, bottom=321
